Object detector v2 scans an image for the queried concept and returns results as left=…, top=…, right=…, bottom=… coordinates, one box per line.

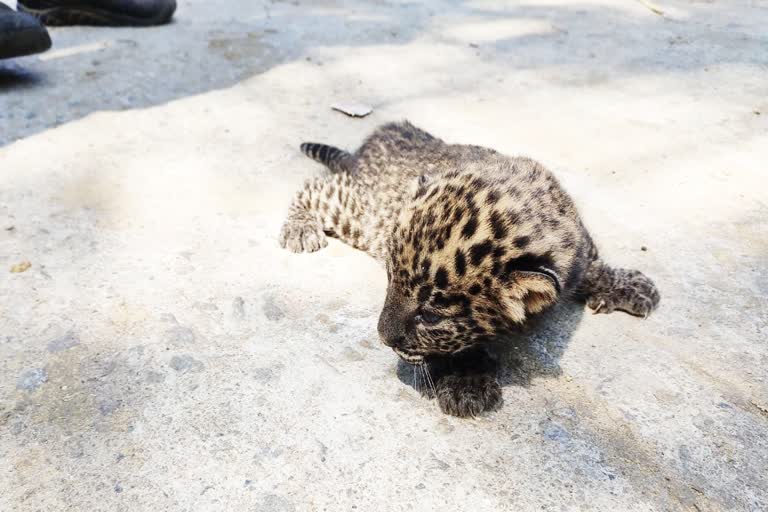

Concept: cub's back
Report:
left=352, top=121, right=595, bottom=293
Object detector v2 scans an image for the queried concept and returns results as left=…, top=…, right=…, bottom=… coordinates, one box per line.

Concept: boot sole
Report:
left=19, top=2, right=175, bottom=27
left=0, top=26, right=51, bottom=59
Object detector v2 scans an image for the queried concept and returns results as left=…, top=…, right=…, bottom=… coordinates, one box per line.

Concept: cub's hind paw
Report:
left=587, top=269, right=660, bottom=318
left=279, top=217, right=327, bottom=253
left=436, top=374, right=502, bottom=418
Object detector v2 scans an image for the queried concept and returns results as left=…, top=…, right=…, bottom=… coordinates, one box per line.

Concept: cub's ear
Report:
left=409, top=174, right=432, bottom=199
left=499, top=270, right=560, bottom=323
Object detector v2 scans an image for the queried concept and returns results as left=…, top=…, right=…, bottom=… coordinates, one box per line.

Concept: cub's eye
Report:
left=417, top=310, right=443, bottom=325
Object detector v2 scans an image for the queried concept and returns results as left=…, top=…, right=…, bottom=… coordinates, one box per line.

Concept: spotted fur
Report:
left=280, top=121, right=660, bottom=416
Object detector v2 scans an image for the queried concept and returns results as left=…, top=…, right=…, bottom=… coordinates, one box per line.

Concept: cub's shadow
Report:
left=396, top=300, right=585, bottom=392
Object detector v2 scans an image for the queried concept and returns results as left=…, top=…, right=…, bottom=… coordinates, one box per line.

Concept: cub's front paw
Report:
left=279, top=217, right=327, bottom=253
left=436, top=374, right=502, bottom=417
left=588, top=269, right=660, bottom=318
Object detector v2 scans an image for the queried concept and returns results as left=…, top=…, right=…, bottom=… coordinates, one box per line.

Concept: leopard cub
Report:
left=280, top=121, right=659, bottom=417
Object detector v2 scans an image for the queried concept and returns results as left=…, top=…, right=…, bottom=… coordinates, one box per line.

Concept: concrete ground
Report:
left=1, top=0, right=767, bottom=510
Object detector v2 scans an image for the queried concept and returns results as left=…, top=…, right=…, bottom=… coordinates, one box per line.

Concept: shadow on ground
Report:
left=1, top=0, right=766, bottom=146
left=396, top=300, right=585, bottom=396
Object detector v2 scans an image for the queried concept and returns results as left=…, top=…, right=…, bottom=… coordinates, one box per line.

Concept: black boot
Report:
left=0, top=4, right=51, bottom=59
left=18, top=0, right=176, bottom=26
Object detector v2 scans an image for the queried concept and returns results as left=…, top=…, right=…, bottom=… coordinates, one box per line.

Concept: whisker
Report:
left=423, top=362, right=437, bottom=397
left=417, top=363, right=426, bottom=397
left=428, top=366, right=437, bottom=395
left=416, top=364, right=422, bottom=393
left=413, top=364, right=427, bottom=393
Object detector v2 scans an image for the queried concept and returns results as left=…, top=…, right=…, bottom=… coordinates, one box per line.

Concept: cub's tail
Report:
left=300, top=142, right=354, bottom=173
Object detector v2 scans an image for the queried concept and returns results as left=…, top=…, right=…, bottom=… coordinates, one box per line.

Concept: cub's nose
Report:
left=380, top=334, right=405, bottom=349
left=377, top=309, right=405, bottom=348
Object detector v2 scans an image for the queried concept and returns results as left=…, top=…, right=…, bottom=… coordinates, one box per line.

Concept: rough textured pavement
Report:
left=1, top=0, right=767, bottom=510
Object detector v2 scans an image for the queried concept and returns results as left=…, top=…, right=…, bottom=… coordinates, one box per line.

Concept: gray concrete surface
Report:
left=1, top=0, right=767, bottom=510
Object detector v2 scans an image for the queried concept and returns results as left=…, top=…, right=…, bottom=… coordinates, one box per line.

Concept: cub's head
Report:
left=377, top=171, right=562, bottom=364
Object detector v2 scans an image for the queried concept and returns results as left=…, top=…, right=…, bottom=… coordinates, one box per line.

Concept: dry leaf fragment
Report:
left=637, top=0, right=664, bottom=16
left=10, top=261, right=31, bottom=273
left=331, top=103, right=373, bottom=118
left=751, top=400, right=768, bottom=418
